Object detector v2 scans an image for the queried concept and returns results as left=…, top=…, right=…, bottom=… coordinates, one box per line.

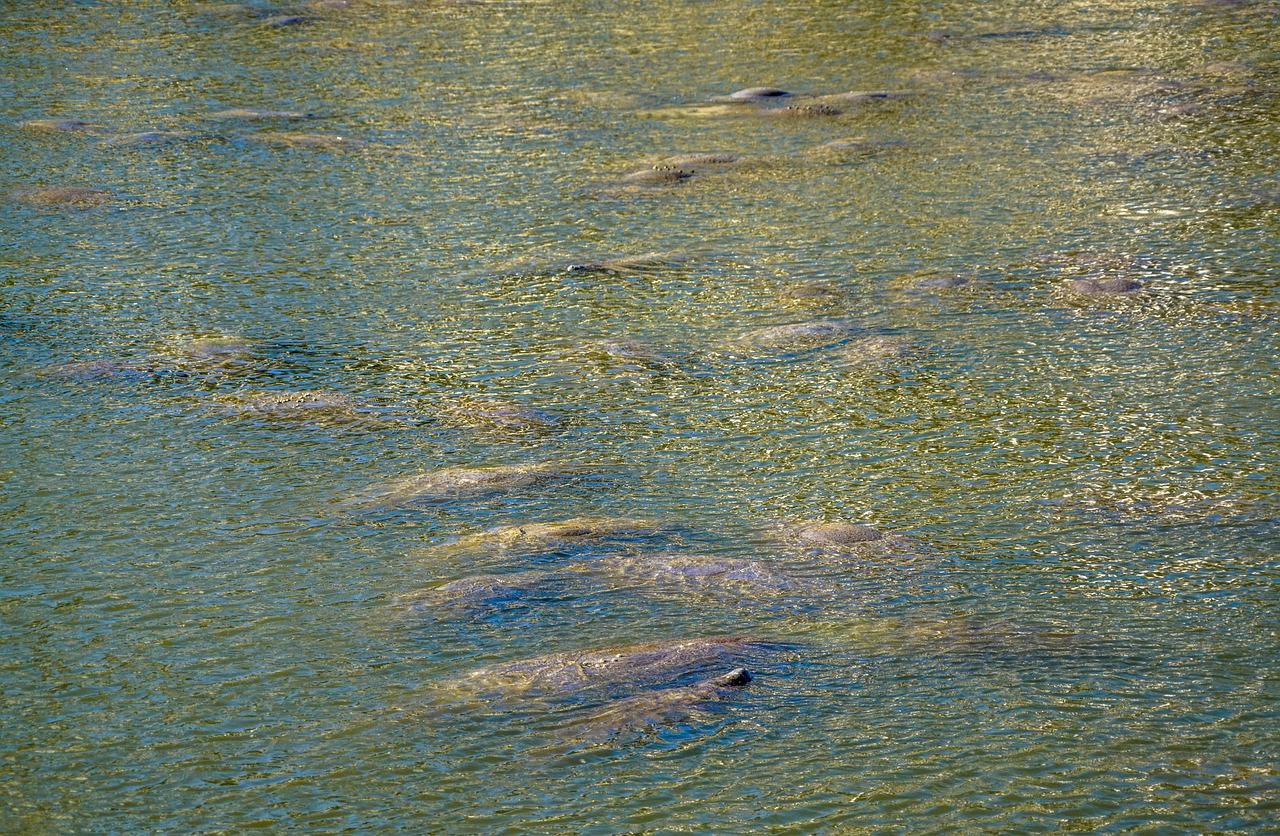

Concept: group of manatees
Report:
left=15, top=4, right=1276, bottom=748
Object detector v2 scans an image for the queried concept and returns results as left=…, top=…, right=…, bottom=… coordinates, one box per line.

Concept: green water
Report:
left=2, top=0, right=1278, bottom=832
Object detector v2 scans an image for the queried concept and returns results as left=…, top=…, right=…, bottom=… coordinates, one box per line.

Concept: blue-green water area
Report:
left=2, top=0, right=1278, bottom=832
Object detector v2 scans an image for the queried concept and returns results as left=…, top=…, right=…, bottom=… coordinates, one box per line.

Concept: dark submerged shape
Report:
left=346, top=462, right=587, bottom=508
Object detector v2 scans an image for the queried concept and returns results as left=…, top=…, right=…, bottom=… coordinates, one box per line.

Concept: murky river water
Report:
left=3, top=0, right=1279, bottom=832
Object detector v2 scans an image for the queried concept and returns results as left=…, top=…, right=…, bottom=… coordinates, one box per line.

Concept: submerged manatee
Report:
left=836, top=335, right=918, bottom=368
left=778, top=282, right=846, bottom=306
left=16, top=186, right=115, bottom=207
left=250, top=131, right=370, bottom=150
left=617, top=167, right=696, bottom=186
left=447, top=636, right=763, bottom=699
left=20, top=119, right=107, bottom=133
left=440, top=399, right=559, bottom=431
left=565, top=250, right=701, bottom=274
left=347, top=462, right=587, bottom=509
left=35, top=358, right=159, bottom=380
left=734, top=319, right=856, bottom=352
left=586, top=553, right=803, bottom=592
left=216, top=389, right=385, bottom=423
left=398, top=569, right=562, bottom=611
left=1062, top=277, right=1144, bottom=297
left=559, top=668, right=753, bottom=742
left=206, top=108, right=318, bottom=121
left=448, top=516, right=673, bottom=554
left=168, top=336, right=258, bottom=370
left=768, top=519, right=921, bottom=557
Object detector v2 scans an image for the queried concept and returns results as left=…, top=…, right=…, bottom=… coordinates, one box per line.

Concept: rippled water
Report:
left=3, top=0, right=1279, bottom=832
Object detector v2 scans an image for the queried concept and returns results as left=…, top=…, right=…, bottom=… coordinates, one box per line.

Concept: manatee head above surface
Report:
left=558, top=668, right=754, bottom=742
left=346, top=462, right=588, bottom=509
left=448, top=516, right=673, bottom=553
left=446, top=635, right=765, bottom=699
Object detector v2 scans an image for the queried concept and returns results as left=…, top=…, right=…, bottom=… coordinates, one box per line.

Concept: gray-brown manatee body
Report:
left=20, top=119, right=107, bottom=133
left=217, top=389, right=384, bottom=423
left=836, top=335, right=918, bottom=368
left=168, top=336, right=258, bottom=370
left=586, top=553, right=802, bottom=592
left=16, top=187, right=115, bottom=207
left=35, top=358, right=159, bottom=380
left=778, top=281, right=846, bottom=306
left=734, top=320, right=855, bottom=352
left=447, top=636, right=761, bottom=699
left=1063, top=277, right=1144, bottom=297
left=250, top=131, right=370, bottom=151
left=206, top=108, right=317, bottom=121
left=347, top=462, right=585, bottom=509
left=767, top=519, right=922, bottom=559
left=559, top=668, right=753, bottom=742
left=398, top=569, right=562, bottom=611
left=448, top=516, right=673, bottom=554
left=617, top=167, right=695, bottom=186
left=440, top=399, right=558, bottom=431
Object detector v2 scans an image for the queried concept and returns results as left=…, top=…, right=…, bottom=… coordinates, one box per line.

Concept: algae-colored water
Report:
left=3, top=1, right=1278, bottom=832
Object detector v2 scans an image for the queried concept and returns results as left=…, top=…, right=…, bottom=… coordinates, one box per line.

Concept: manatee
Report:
left=109, top=130, right=200, bottom=146
left=559, top=668, right=752, bottom=741
left=618, top=167, right=695, bottom=186
left=262, top=13, right=309, bottom=26
left=779, top=281, right=845, bottom=306
left=575, top=337, right=682, bottom=370
left=347, top=462, right=586, bottom=508
left=758, top=103, right=845, bottom=119
left=35, top=358, right=159, bottom=380
left=818, top=137, right=904, bottom=157
left=20, top=119, right=106, bottom=133
left=217, top=389, right=383, bottom=423
left=250, top=131, right=369, bottom=150
left=16, top=187, right=115, bottom=207
left=778, top=519, right=887, bottom=548
left=398, top=569, right=561, bottom=611
left=448, top=516, right=673, bottom=554
left=587, top=553, right=803, bottom=592
left=734, top=320, right=855, bottom=351
left=767, top=519, right=924, bottom=560
left=905, top=270, right=972, bottom=290
left=825, top=90, right=914, bottom=104
left=729, top=87, right=792, bottom=101
left=565, top=250, right=699, bottom=274
left=206, top=108, right=318, bottom=121
left=447, top=636, right=762, bottom=698
left=440, top=399, right=558, bottom=431
left=169, top=336, right=257, bottom=369
left=836, top=335, right=918, bottom=368
left=652, top=152, right=743, bottom=168
left=1063, top=277, right=1143, bottom=296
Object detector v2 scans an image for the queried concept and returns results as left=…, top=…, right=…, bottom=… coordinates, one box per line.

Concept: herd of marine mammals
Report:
left=14, top=0, right=1276, bottom=746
